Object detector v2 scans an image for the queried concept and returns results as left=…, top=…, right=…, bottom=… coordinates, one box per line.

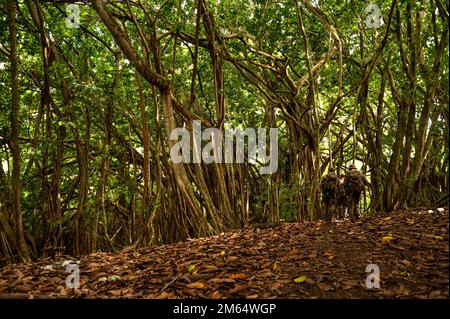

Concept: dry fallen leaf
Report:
left=324, top=252, right=335, bottom=260
left=211, top=290, right=222, bottom=299
left=208, top=278, right=235, bottom=284
left=226, top=256, right=238, bottom=263
left=343, top=280, right=360, bottom=290
left=182, top=288, right=197, bottom=297
left=273, top=261, right=280, bottom=271
left=228, top=284, right=247, bottom=294
left=270, top=282, right=283, bottom=290
left=256, top=269, right=273, bottom=278
left=429, top=290, right=442, bottom=298
left=14, top=285, right=30, bottom=293
left=229, top=273, right=247, bottom=280
left=186, top=281, right=208, bottom=289
left=58, top=285, right=67, bottom=296
left=382, top=235, right=394, bottom=242
left=401, top=259, right=411, bottom=267
left=317, top=282, right=335, bottom=291
left=287, top=249, right=299, bottom=256
left=155, top=291, right=174, bottom=299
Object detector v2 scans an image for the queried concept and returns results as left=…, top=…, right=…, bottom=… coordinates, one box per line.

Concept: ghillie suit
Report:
left=344, top=165, right=369, bottom=221
left=320, top=168, right=338, bottom=223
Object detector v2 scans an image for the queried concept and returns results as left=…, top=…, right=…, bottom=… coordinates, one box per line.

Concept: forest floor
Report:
left=0, top=208, right=448, bottom=299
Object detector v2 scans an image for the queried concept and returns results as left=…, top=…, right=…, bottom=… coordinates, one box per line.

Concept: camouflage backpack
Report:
left=321, top=174, right=338, bottom=192
left=344, top=170, right=365, bottom=193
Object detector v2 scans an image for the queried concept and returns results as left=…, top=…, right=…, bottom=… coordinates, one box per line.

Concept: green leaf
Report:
left=294, top=275, right=307, bottom=283
left=187, top=264, right=196, bottom=273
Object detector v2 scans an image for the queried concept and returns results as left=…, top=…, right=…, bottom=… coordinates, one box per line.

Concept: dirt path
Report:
left=0, top=209, right=448, bottom=299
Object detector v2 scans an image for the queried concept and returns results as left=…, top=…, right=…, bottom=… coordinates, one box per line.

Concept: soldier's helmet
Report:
left=349, top=164, right=357, bottom=170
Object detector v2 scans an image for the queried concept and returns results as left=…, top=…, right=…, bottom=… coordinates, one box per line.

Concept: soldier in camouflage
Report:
left=344, top=164, right=370, bottom=221
left=320, top=167, right=338, bottom=223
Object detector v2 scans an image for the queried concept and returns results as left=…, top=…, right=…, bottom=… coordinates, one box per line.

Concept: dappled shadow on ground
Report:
left=0, top=209, right=448, bottom=299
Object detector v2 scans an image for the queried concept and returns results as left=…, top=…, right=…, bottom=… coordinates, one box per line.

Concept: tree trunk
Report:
left=7, top=0, right=29, bottom=261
